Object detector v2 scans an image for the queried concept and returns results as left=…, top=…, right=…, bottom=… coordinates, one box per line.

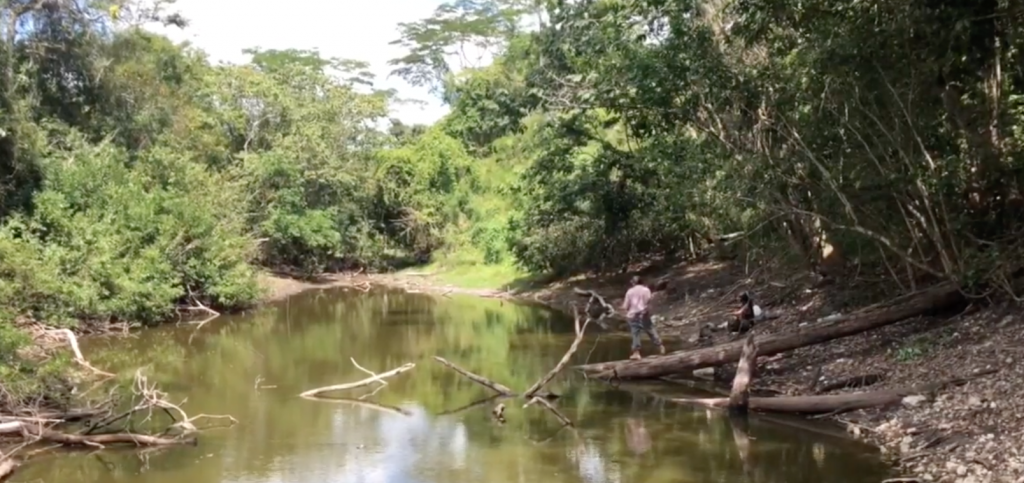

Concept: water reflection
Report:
left=11, top=287, right=892, bottom=483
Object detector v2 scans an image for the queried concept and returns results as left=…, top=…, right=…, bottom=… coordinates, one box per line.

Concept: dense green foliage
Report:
left=390, top=0, right=1024, bottom=291
left=0, top=0, right=484, bottom=334
left=5, top=0, right=1024, bottom=340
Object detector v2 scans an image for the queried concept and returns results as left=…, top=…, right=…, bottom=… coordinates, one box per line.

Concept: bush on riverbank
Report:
left=0, top=3, right=491, bottom=333
left=389, top=0, right=1024, bottom=294
left=0, top=127, right=261, bottom=326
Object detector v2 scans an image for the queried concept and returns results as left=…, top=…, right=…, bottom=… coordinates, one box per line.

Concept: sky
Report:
left=144, top=0, right=453, bottom=126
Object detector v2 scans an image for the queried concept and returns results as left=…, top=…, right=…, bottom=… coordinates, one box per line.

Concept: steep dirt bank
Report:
left=306, top=261, right=1023, bottom=483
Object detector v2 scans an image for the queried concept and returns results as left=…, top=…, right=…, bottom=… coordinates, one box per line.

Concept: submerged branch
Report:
left=299, top=396, right=412, bottom=416
left=432, top=357, right=515, bottom=395
left=524, top=307, right=590, bottom=398
left=438, top=394, right=507, bottom=416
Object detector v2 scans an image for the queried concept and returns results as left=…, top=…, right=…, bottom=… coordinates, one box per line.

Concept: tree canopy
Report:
left=4, top=0, right=1024, bottom=335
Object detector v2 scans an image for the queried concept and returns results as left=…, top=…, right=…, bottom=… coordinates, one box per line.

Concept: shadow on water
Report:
left=12, top=286, right=893, bottom=483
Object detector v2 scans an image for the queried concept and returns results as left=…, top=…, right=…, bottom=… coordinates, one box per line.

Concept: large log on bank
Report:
left=578, top=282, right=963, bottom=380
left=674, top=368, right=996, bottom=415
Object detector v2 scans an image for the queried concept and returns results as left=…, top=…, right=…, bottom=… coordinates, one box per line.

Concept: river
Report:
left=11, top=286, right=892, bottom=482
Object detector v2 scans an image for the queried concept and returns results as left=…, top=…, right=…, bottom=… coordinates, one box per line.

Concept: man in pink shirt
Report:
left=622, top=276, right=665, bottom=360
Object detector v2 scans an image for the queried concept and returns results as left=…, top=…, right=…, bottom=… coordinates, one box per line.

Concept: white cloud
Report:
left=144, top=0, right=452, bottom=125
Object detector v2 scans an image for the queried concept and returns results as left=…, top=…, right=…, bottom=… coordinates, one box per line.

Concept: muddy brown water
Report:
left=13, top=287, right=893, bottom=482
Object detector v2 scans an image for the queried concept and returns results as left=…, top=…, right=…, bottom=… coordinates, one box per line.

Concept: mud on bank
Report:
left=296, top=262, right=1024, bottom=483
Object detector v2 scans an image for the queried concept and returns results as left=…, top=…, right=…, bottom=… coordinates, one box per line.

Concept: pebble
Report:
left=904, top=395, right=929, bottom=407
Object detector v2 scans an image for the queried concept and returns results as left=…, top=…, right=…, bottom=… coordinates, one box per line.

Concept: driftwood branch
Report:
left=299, top=362, right=416, bottom=397
left=21, top=424, right=195, bottom=448
left=574, top=288, right=618, bottom=320
left=432, top=357, right=515, bottom=395
left=0, top=369, right=234, bottom=465
left=46, top=328, right=114, bottom=377
left=523, top=308, right=590, bottom=398
left=727, top=334, right=758, bottom=411
left=528, top=396, right=574, bottom=426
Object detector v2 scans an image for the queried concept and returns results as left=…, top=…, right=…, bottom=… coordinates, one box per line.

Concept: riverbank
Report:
left=281, top=262, right=1023, bottom=483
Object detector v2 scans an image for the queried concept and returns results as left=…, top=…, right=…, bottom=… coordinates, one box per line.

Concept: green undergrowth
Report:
left=0, top=322, right=75, bottom=411
left=405, top=153, right=537, bottom=290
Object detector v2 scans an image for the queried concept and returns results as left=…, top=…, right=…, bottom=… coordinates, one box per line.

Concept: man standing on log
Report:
left=623, top=275, right=666, bottom=360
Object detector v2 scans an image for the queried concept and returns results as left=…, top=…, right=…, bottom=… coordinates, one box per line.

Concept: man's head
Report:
left=630, top=275, right=642, bottom=286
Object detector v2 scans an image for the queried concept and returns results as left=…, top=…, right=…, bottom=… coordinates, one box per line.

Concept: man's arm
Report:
left=621, top=291, right=630, bottom=312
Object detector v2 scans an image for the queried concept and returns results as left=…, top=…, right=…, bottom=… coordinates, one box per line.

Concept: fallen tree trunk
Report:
left=674, top=368, right=996, bottom=415
left=433, top=357, right=515, bottom=395
left=579, top=282, right=963, bottom=380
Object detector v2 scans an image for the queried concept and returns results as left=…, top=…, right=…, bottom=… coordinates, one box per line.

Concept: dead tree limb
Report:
left=574, top=288, right=621, bottom=323
left=46, top=328, right=114, bottom=377
left=524, top=309, right=590, bottom=398
left=131, top=370, right=237, bottom=434
left=432, top=357, right=515, bottom=395
left=579, top=282, right=963, bottom=379
left=299, top=362, right=415, bottom=398
left=529, top=397, right=574, bottom=427
left=727, top=334, right=758, bottom=412
left=20, top=425, right=195, bottom=448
